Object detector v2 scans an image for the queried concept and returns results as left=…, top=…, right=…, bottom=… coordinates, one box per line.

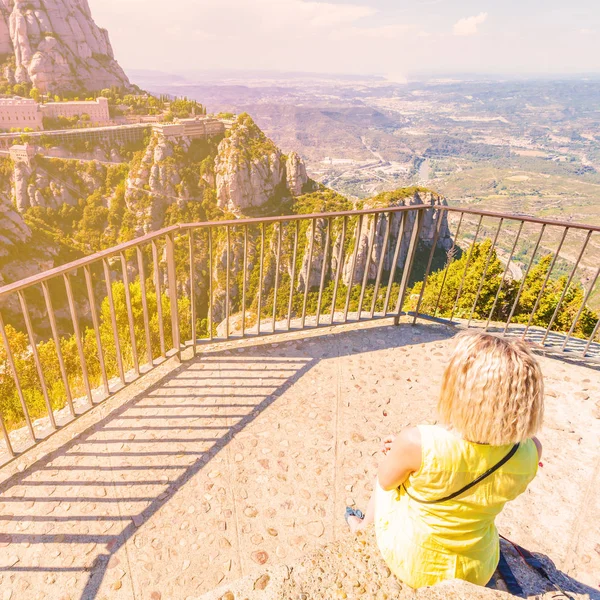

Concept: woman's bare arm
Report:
left=377, top=427, right=422, bottom=491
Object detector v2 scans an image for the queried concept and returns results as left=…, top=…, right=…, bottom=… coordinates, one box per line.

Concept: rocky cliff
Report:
left=125, top=133, right=192, bottom=232
left=344, top=189, right=453, bottom=286
left=293, top=188, right=452, bottom=293
left=0, top=187, right=30, bottom=260
left=215, top=114, right=311, bottom=214
left=12, top=155, right=108, bottom=211
left=0, top=0, right=130, bottom=92
left=126, top=115, right=313, bottom=233
left=286, top=151, right=309, bottom=196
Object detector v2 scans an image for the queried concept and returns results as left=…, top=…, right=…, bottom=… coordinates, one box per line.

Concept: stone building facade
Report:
left=0, top=97, right=43, bottom=130
left=0, top=96, right=111, bottom=131
left=40, top=97, right=110, bottom=124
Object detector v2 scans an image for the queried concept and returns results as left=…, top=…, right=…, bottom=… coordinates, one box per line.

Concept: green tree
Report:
left=405, top=240, right=506, bottom=321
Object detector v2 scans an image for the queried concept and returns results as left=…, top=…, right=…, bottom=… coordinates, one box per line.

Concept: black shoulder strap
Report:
left=402, top=443, right=520, bottom=505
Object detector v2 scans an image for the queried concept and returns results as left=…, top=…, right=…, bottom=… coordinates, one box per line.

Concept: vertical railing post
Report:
left=344, top=215, right=363, bottom=323
left=103, top=259, right=126, bottom=384
left=272, top=222, right=282, bottom=332
left=541, top=230, right=591, bottom=345
left=316, top=218, right=331, bottom=326
left=257, top=224, right=264, bottom=335
left=358, top=214, right=378, bottom=320
left=226, top=226, right=231, bottom=339
left=383, top=212, right=406, bottom=316
left=242, top=225, right=247, bottom=337
left=330, top=216, right=347, bottom=325
left=84, top=265, right=110, bottom=395
left=119, top=253, right=140, bottom=376
left=136, top=247, right=154, bottom=366
left=151, top=241, right=166, bottom=358
left=433, top=212, right=464, bottom=318
left=208, top=228, right=213, bottom=341
left=64, top=272, right=94, bottom=406
left=449, top=214, right=483, bottom=323
left=18, top=291, right=57, bottom=429
left=41, top=281, right=75, bottom=416
left=412, top=208, right=444, bottom=324
left=301, top=219, right=316, bottom=329
left=0, top=311, right=35, bottom=442
left=394, top=209, right=424, bottom=325
left=188, top=230, right=197, bottom=355
left=287, top=221, right=299, bottom=330
left=503, top=224, right=546, bottom=335
left=521, top=227, right=569, bottom=340
left=582, top=316, right=600, bottom=358
left=485, top=221, right=524, bottom=330
left=0, top=411, right=13, bottom=458
left=467, top=218, right=504, bottom=327
left=562, top=266, right=600, bottom=351
left=166, top=232, right=180, bottom=358
left=370, top=213, right=391, bottom=319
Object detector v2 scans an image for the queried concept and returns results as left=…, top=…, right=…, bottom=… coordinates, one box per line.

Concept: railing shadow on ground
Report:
left=0, top=323, right=451, bottom=600
left=428, top=314, right=600, bottom=371
left=485, top=322, right=600, bottom=372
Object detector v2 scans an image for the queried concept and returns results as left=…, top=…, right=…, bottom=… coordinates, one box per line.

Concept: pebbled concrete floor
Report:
left=0, top=319, right=598, bottom=600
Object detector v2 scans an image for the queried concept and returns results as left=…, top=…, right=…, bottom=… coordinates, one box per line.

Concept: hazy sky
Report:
left=89, top=0, right=600, bottom=78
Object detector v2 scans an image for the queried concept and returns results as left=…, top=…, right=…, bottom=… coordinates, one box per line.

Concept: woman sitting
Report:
left=346, top=332, right=544, bottom=589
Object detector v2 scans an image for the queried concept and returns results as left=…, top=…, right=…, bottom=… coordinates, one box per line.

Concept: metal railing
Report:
left=1, top=204, right=599, bottom=464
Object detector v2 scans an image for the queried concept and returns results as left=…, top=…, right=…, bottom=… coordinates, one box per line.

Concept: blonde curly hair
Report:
left=438, top=332, right=544, bottom=445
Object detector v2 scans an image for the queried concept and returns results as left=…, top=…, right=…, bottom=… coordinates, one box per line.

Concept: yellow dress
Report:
left=375, top=425, right=538, bottom=589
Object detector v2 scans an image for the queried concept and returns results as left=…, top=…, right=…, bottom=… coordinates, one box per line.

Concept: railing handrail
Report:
left=184, top=206, right=600, bottom=233
left=0, top=225, right=180, bottom=299
left=439, top=206, right=600, bottom=232
left=3, top=204, right=600, bottom=300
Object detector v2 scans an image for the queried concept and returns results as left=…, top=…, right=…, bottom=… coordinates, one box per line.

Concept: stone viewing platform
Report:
left=0, top=320, right=598, bottom=600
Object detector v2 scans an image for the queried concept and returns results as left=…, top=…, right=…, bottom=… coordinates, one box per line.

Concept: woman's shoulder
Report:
left=415, top=423, right=454, bottom=441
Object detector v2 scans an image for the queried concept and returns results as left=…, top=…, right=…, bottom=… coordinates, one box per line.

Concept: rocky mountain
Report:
left=346, top=189, right=452, bottom=286
left=292, top=188, right=451, bottom=294
left=126, top=114, right=313, bottom=232
left=13, top=154, right=106, bottom=211
left=125, top=134, right=194, bottom=231
left=0, top=0, right=130, bottom=92
left=215, top=114, right=310, bottom=214
left=0, top=188, right=29, bottom=259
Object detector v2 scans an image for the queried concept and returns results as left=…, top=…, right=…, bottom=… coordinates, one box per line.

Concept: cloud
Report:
left=453, top=12, right=488, bottom=37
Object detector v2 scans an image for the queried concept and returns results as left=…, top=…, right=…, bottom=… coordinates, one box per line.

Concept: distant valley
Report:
left=132, top=70, right=600, bottom=218
left=130, top=70, right=600, bottom=301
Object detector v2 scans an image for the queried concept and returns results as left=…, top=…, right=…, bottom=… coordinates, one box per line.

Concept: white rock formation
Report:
left=0, top=190, right=30, bottom=257
left=12, top=155, right=104, bottom=211
left=215, top=115, right=310, bottom=214
left=125, top=133, right=191, bottom=232
left=0, top=0, right=130, bottom=92
left=344, top=190, right=453, bottom=286
left=286, top=151, right=309, bottom=196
